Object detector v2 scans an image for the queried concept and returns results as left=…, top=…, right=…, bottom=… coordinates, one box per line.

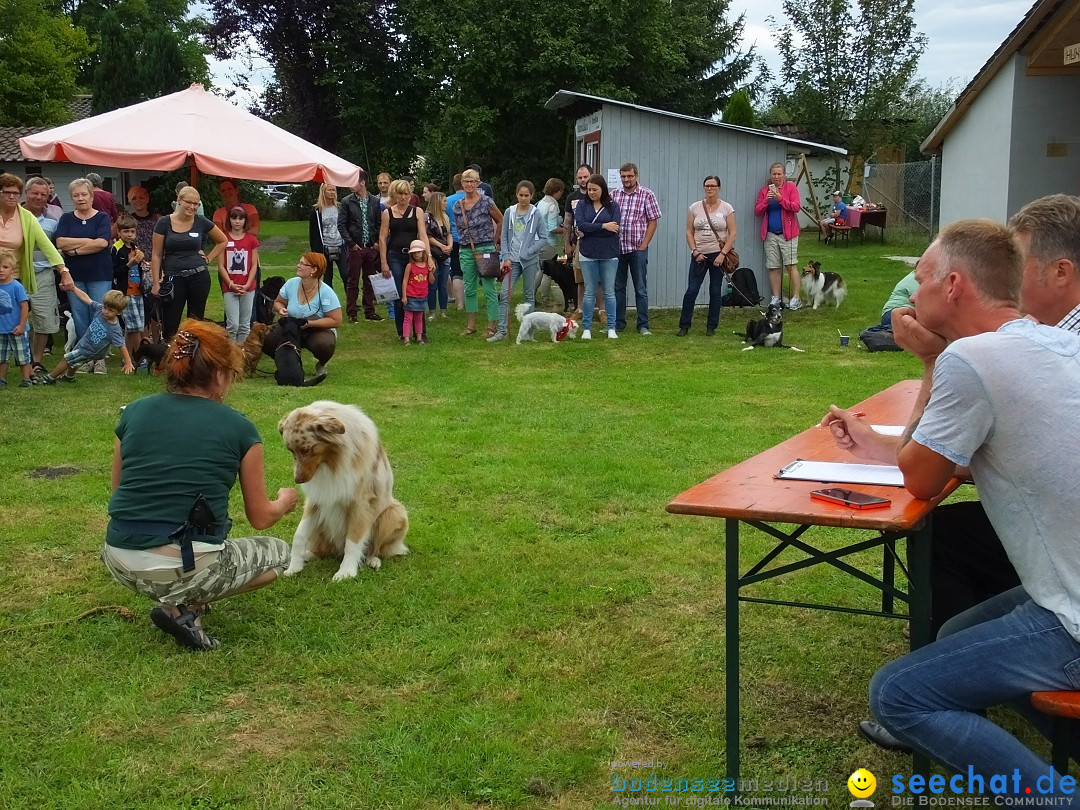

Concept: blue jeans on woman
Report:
left=871, top=586, right=1080, bottom=794
left=580, top=257, right=617, bottom=331
left=497, top=259, right=538, bottom=335
left=678, top=253, right=725, bottom=331
left=427, top=257, right=450, bottom=314
left=69, top=278, right=113, bottom=341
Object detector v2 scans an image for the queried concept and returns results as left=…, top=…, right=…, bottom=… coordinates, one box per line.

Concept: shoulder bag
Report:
left=462, top=198, right=501, bottom=279
left=702, top=200, right=739, bottom=272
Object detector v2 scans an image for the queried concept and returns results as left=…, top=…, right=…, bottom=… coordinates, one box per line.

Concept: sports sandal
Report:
left=150, top=605, right=220, bottom=651
left=460, top=327, right=477, bottom=336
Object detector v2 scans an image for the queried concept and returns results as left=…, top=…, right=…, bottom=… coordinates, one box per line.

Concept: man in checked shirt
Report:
left=611, top=163, right=662, bottom=336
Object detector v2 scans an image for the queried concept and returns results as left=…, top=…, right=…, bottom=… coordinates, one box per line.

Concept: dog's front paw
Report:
left=283, top=564, right=304, bottom=577
left=365, top=556, right=382, bottom=570
left=331, top=566, right=359, bottom=582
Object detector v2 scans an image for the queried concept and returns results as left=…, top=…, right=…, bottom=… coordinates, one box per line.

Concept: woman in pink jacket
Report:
left=754, top=163, right=802, bottom=310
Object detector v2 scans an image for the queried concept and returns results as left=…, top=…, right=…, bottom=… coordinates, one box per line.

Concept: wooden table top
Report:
left=667, top=380, right=956, bottom=531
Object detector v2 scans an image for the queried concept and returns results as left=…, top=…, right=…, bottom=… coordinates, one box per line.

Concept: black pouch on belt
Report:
left=170, top=493, right=217, bottom=572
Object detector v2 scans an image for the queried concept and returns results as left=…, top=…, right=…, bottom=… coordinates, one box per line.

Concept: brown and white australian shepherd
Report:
left=278, top=401, right=409, bottom=581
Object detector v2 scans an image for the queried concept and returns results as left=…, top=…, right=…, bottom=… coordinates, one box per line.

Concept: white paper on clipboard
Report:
left=776, top=459, right=905, bottom=487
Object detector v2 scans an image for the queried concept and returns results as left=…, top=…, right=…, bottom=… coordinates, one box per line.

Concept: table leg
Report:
left=881, top=536, right=895, bottom=615
left=726, top=517, right=740, bottom=784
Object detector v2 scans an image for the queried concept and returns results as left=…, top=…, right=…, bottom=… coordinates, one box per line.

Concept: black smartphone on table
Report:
left=810, top=487, right=891, bottom=509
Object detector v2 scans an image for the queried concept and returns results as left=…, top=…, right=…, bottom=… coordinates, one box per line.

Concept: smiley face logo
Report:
left=848, top=769, right=876, bottom=799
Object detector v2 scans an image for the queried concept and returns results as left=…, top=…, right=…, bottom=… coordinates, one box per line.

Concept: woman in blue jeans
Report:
left=679, top=176, right=737, bottom=336
left=379, top=179, right=431, bottom=339
left=496, top=180, right=545, bottom=340
left=425, top=192, right=453, bottom=318
left=574, top=174, right=621, bottom=340
left=55, top=178, right=113, bottom=358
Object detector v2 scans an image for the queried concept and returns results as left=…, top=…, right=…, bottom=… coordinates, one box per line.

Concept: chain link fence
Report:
left=862, top=158, right=940, bottom=242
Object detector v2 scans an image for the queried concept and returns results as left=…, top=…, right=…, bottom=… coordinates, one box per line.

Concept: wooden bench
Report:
left=1031, top=691, right=1080, bottom=771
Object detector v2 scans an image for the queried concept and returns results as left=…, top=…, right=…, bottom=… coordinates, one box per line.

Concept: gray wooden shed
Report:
left=544, top=91, right=847, bottom=308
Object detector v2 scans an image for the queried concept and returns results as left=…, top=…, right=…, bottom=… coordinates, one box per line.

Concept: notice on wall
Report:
left=1065, top=41, right=1080, bottom=65
left=607, top=169, right=621, bottom=190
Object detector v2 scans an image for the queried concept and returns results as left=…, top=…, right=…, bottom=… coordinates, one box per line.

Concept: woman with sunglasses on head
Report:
left=218, top=207, right=260, bottom=344
left=101, top=318, right=298, bottom=651
left=678, top=175, right=737, bottom=336
left=261, top=252, right=342, bottom=377
left=379, top=179, right=432, bottom=340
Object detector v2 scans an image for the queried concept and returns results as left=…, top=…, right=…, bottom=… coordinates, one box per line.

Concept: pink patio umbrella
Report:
left=19, top=83, right=361, bottom=187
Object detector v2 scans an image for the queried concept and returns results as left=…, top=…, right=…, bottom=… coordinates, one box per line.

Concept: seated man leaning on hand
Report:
left=821, top=219, right=1080, bottom=792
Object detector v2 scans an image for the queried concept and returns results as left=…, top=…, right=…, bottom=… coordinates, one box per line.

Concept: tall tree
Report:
left=0, top=0, right=90, bottom=126
left=722, top=89, right=757, bottom=127
left=767, top=0, right=926, bottom=159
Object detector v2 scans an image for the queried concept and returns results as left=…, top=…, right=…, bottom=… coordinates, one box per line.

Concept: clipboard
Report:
left=776, top=458, right=905, bottom=487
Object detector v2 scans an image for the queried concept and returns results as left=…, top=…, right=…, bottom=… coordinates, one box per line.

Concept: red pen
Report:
left=850, top=411, right=866, bottom=418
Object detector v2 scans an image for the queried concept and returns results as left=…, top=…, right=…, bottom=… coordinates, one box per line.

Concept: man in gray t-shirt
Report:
left=823, top=217, right=1080, bottom=791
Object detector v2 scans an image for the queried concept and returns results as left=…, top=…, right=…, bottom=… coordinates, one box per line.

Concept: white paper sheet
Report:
left=776, top=459, right=905, bottom=487
left=370, top=273, right=400, bottom=302
left=871, top=425, right=905, bottom=436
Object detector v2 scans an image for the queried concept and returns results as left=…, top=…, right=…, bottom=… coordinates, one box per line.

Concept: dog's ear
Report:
left=277, top=415, right=290, bottom=435
left=314, top=415, right=347, bottom=436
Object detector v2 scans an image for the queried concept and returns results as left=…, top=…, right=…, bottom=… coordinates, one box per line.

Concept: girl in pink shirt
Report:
left=402, top=240, right=432, bottom=345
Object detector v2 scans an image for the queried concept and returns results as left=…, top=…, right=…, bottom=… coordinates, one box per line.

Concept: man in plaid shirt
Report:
left=611, top=163, right=662, bottom=335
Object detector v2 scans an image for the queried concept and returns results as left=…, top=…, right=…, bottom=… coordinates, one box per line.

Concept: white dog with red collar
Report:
left=514, top=303, right=579, bottom=344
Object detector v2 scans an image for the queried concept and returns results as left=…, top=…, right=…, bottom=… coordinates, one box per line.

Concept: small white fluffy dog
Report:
left=514, top=303, right=579, bottom=344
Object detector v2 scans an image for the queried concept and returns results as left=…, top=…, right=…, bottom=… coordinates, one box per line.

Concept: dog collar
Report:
left=557, top=320, right=575, bottom=341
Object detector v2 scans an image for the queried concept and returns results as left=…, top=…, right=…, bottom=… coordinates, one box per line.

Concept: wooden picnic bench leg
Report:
left=909, top=517, right=932, bottom=777
left=726, top=517, right=741, bottom=784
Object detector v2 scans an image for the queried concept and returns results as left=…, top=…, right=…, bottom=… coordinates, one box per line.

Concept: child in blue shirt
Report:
left=111, top=214, right=146, bottom=364
left=41, top=287, right=134, bottom=382
left=0, top=250, right=34, bottom=388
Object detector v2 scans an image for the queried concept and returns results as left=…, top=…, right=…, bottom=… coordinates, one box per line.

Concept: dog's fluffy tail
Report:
left=515, top=303, right=534, bottom=321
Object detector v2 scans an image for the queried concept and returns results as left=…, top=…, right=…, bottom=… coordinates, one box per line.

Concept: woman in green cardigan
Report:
left=0, top=173, right=68, bottom=294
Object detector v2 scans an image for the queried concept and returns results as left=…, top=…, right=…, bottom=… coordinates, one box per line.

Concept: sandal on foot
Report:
left=150, top=605, right=219, bottom=651
left=483, top=327, right=498, bottom=338
left=460, top=327, right=477, bottom=336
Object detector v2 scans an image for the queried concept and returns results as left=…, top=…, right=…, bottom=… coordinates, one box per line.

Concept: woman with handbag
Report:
left=573, top=174, right=621, bottom=340
left=151, top=185, right=228, bottom=340
left=452, top=168, right=504, bottom=338
left=678, top=176, right=738, bottom=337
left=379, top=179, right=432, bottom=340
left=425, top=192, right=453, bottom=319
left=309, top=183, right=346, bottom=291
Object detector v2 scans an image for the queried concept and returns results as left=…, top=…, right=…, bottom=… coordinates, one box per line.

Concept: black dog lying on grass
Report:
left=274, top=317, right=327, bottom=387
left=539, top=258, right=577, bottom=312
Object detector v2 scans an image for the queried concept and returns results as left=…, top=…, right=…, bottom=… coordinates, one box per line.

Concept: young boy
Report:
left=0, top=250, right=35, bottom=388
left=112, top=214, right=146, bottom=365
left=41, top=288, right=134, bottom=383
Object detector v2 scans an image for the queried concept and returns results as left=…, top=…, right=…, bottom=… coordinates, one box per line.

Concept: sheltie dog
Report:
left=800, top=261, right=848, bottom=309
left=279, top=401, right=409, bottom=580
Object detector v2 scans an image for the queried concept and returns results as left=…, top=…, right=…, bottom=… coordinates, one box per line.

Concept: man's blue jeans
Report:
left=615, top=249, right=649, bottom=332
left=871, top=586, right=1080, bottom=794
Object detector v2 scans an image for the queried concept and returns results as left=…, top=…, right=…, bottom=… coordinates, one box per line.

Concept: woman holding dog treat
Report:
left=679, top=175, right=737, bottom=336
left=262, top=252, right=342, bottom=376
left=102, top=318, right=298, bottom=651
left=574, top=174, right=621, bottom=340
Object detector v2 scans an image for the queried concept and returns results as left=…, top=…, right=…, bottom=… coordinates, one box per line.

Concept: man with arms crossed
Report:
left=338, top=170, right=384, bottom=322
left=824, top=218, right=1080, bottom=790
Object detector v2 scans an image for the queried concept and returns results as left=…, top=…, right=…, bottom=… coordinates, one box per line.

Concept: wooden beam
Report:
left=1026, top=2, right=1080, bottom=64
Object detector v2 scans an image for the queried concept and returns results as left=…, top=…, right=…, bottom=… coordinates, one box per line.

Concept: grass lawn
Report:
left=0, top=226, right=1044, bottom=808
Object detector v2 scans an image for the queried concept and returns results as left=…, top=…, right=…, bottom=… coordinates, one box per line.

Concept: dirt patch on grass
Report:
left=28, top=465, right=81, bottom=479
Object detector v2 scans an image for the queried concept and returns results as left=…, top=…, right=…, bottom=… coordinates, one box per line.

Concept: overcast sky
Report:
left=739, top=0, right=1035, bottom=89
left=212, top=0, right=1036, bottom=106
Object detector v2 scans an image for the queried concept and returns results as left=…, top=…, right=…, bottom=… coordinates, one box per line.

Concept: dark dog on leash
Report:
left=133, top=337, right=168, bottom=374
left=741, top=302, right=804, bottom=351
left=274, top=317, right=327, bottom=387
left=258, top=276, right=287, bottom=325
left=539, top=258, right=577, bottom=312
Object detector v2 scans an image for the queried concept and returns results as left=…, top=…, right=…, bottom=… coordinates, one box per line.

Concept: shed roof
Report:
left=0, top=95, right=94, bottom=163
left=922, top=0, right=1077, bottom=152
left=544, top=90, right=847, bottom=156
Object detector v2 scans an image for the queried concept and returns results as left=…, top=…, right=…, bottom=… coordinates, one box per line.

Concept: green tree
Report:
left=0, top=0, right=90, bottom=126
left=768, top=0, right=926, bottom=160
left=894, top=79, right=958, bottom=161
left=722, top=89, right=757, bottom=127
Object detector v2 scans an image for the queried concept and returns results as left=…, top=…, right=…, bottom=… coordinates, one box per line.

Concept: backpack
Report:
left=859, top=324, right=904, bottom=352
left=722, top=267, right=762, bottom=307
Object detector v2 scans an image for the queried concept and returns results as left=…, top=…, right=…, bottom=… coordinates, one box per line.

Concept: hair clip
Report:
left=172, top=330, right=200, bottom=360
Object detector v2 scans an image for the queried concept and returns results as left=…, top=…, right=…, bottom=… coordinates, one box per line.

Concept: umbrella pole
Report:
left=189, top=164, right=198, bottom=187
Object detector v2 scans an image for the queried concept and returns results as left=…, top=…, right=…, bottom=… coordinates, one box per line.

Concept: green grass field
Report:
left=2, top=227, right=1042, bottom=809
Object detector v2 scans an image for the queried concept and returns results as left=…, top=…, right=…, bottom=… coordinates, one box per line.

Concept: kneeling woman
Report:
left=263, top=252, right=343, bottom=376
left=102, top=319, right=298, bottom=651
